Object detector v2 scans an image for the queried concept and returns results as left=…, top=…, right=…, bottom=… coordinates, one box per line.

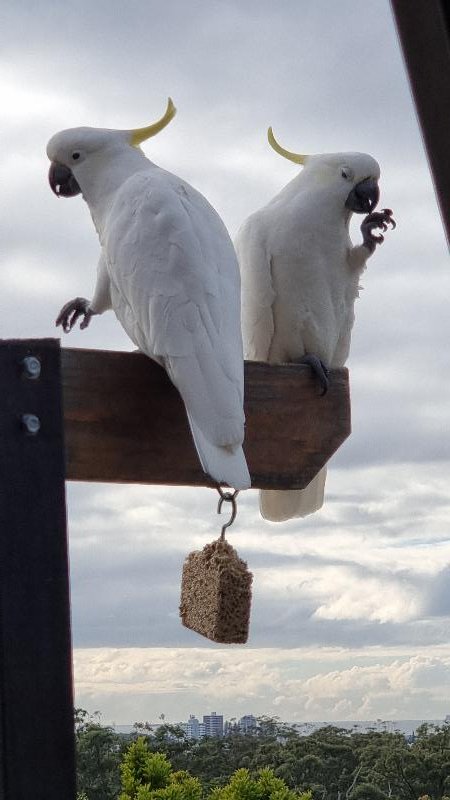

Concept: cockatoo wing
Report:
left=235, top=215, right=275, bottom=362
left=105, top=168, right=250, bottom=488
left=236, top=203, right=329, bottom=518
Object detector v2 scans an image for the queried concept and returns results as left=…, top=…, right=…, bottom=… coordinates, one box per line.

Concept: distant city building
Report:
left=224, top=719, right=235, bottom=736
left=185, top=712, right=258, bottom=738
left=186, top=715, right=206, bottom=740
left=203, top=711, right=223, bottom=737
left=186, top=715, right=200, bottom=739
left=239, top=714, right=257, bottom=733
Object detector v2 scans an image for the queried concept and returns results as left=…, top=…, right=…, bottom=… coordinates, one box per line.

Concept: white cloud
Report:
left=64, top=462, right=450, bottom=661
left=73, top=646, right=450, bottom=724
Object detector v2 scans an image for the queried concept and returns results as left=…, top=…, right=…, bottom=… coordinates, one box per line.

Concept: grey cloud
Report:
left=65, top=474, right=449, bottom=649
left=250, top=605, right=450, bottom=649
left=2, top=0, right=416, bottom=158
left=424, top=567, right=450, bottom=617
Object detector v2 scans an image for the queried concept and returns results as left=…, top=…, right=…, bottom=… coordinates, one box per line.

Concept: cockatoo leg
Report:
left=361, top=208, right=396, bottom=253
left=293, top=354, right=329, bottom=396
left=55, top=297, right=94, bottom=333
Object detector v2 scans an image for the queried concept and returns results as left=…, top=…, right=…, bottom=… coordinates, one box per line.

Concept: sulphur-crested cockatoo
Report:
left=235, top=128, right=395, bottom=520
left=47, top=99, right=250, bottom=490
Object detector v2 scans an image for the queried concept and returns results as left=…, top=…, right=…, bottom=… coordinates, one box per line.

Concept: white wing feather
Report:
left=235, top=215, right=275, bottom=362
left=104, top=168, right=250, bottom=489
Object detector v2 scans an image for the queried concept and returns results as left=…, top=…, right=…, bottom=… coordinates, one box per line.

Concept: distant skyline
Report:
left=113, top=716, right=448, bottom=740
left=115, top=713, right=447, bottom=727
left=2, top=0, right=450, bottom=722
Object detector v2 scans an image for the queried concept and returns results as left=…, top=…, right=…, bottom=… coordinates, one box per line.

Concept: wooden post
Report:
left=0, top=339, right=76, bottom=800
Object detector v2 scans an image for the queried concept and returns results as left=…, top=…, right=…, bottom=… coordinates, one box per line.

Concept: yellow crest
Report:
left=130, top=98, right=176, bottom=147
left=267, top=127, right=307, bottom=165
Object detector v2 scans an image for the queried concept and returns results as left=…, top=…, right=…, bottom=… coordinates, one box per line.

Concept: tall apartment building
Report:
left=239, top=714, right=257, bottom=733
left=203, top=711, right=223, bottom=737
left=186, top=715, right=205, bottom=740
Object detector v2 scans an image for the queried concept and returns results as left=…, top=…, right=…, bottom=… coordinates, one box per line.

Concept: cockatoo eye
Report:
left=72, top=152, right=81, bottom=161
left=341, top=168, right=353, bottom=181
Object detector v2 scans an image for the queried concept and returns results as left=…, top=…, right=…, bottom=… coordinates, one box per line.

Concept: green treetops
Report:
left=120, top=738, right=202, bottom=800
left=209, top=767, right=311, bottom=800
left=119, top=740, right=311, bottom=800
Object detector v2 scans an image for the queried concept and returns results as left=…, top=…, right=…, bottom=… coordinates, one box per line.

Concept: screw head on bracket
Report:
left=22, top=356, right=41, bottom=380
left=21, top=414, right=41, bottom=435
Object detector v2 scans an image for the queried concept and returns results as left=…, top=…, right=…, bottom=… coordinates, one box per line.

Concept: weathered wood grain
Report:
left=61, top=346, right=351, bottom=489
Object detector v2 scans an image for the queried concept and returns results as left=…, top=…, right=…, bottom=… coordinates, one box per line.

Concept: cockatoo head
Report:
left=47, top=98, right=176, bottom=198
left=268, top=127, right=381, bottom=214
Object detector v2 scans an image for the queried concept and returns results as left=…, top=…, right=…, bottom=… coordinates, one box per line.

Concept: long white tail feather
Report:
left=260, top=466, right=327, bottom=521
left=187, top=413, right=251, bottom=490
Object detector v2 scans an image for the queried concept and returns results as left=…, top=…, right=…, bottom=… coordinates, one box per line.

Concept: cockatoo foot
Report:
left=293, top=354, right=329, bottom=395
left=361, top=208, right=396, bottom=253
left=56, top=297, right=93, bottom=333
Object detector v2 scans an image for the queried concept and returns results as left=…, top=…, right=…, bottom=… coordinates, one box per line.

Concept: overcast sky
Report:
left=2, top=0, right=450, bottom=726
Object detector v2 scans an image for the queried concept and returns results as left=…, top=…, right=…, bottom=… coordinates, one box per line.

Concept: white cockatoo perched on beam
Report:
left=235, top=128, right=395, bottom=521
left=47, top=99, right=250, bottom=490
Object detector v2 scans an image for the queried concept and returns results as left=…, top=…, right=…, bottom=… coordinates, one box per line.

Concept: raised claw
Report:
left=55, top=296, right=92, bottom=333
left=381, top=208, right=396, bottom=230
left=361, top=208, right=396, bottom=252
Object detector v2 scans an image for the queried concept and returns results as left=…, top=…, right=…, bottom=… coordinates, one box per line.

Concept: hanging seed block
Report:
left=180, top=538, right=253, bottom=643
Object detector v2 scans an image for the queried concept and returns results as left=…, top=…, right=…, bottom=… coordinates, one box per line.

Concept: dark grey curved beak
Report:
left=48, top=162, right=81, bottom=198
left=345, top=177, right=379, bottom=214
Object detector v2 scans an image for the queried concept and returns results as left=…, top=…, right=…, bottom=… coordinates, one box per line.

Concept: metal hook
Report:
left=217, top=487, right=239, bottom=540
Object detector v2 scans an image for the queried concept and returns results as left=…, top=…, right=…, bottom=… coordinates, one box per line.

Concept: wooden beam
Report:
left=61, top=346, right=350, bottom=489
left=0, top=339, right=76, bottom=800
left=391, top=0, right=450, bottom=244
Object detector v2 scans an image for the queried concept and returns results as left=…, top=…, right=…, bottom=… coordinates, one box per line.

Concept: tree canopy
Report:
left=75, top=712, right=450, bottom=800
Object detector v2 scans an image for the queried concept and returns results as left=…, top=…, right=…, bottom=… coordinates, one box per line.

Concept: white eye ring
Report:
left=72, top=152, right=81, bottom=161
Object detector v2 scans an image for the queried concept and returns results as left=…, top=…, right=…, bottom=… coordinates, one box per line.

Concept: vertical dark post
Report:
left=391, top=0, right=450, bottom=244
left=0, top=339, right=75, bottom=799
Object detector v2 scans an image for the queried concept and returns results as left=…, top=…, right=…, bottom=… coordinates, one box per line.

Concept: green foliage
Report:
left=191, top=767, right=310, bottom=800
left=75, top=709, right=123, bottom=800
left=75, top=711, right=450, bottom=800
left=119, top=737, right=202, bottom=800
left=349, top=783, right=388, bottom=800
left=120, top=740, right=172, bottom=798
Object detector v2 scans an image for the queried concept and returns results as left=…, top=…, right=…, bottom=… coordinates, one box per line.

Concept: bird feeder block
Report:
left=180, top=537, right=253, bottom=644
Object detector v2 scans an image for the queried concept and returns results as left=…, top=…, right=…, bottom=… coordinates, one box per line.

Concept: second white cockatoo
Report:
left=47, top=99, right=250, bottom=490
left=235, top=128, right=395, bottom=520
